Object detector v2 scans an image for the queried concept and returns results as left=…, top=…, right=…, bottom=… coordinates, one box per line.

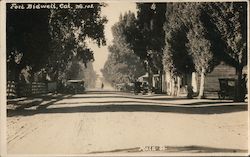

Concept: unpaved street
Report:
left=7, top=91, right=248, bottom=154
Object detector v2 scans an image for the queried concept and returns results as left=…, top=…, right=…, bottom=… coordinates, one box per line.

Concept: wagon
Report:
left=218, top=78, right=235, bottom=99
left=65, top=80, right=85, bottom=94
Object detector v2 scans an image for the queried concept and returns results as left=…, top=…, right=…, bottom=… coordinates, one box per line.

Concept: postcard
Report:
left=1, top=0, right=249, bottom=156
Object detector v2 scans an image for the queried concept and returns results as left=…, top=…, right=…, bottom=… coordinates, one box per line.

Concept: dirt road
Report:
left=7, top=91, right=248, bottom=155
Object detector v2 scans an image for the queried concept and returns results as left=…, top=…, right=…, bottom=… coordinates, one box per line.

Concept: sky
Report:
left=89, top=2, right=137, bottom=76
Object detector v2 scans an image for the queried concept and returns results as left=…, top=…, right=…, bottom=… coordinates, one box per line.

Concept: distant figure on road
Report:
left=101, top=82, right=104, bottom=89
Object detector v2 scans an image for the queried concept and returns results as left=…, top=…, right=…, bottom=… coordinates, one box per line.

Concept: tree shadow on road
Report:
left=71, top=92, right=242, bottom=101
left=54, top=100, right=238, bottom=106
left=7, top=91, right=248, bottom=117
left=69, top=95, right=188, bottom=101
left=7, top=101, right=247, bottom=117
left=7, top=94, right=72, bottom=115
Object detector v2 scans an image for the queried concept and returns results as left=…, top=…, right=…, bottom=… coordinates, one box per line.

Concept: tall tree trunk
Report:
left=170, top=76, right=175, bottom=96
left=177, top=76, right=181, bottom=96
left=148, top=67, right=153, bottom=94
left=234, top=66, right=244, bottom=102
left=198, top=68, right=205, bottom=99
left=159, top=70, right=163, bottom=93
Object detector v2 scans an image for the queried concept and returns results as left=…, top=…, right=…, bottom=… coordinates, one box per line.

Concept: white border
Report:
left=0, top=0, right=249, bottom=157
left=0, top=0, right=7, bottom=157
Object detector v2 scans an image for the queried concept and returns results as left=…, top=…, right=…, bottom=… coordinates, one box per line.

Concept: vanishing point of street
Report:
left=7, top=90, right=248, bottom=154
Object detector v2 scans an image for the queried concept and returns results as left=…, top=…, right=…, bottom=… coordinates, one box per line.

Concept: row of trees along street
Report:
left=101, top=2, right=247, bottom=102
left=7, top=3, right=107, bottom=93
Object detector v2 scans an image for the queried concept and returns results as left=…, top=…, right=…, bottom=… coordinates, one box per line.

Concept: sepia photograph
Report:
left=2, top=0, right=249, bottom=156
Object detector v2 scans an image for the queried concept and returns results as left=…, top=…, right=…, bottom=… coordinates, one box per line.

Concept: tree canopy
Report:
left=163, top=3, right=195, bottom=76
left=7, top=3, right=107, bottom=83
left=7, top=9, right=50, bottom=81
left=47, top=4, right=107, bottom=81
left=101, top=12, right=145, bottom=86
left=202, top=2, right=247, bottom=70
left=122, top=3, right=166, bottom=72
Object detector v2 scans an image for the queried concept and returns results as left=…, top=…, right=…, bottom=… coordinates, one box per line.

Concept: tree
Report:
left=7, top=3, right=107, bottom=85
left=47, top=3, right=107, bottom=81
left=7, top=8, right=50, bottom=82
left=102, top=44, right=145, bottom=86
left=163, top=3, right=195, bottom=96
left=186, top=23, right=214, bottom=98
left=184, top=3, right=215, bottom=98
left=102, top=12, right=145, bottom=86
left=122, top=3, right=167, bottom=92
left=203, top=2, right=247, bottom=101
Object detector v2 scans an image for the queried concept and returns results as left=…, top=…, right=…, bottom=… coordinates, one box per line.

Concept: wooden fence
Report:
left=7, top=81, right=17, bottom=98
left=7, top=81, right=57, bottom=98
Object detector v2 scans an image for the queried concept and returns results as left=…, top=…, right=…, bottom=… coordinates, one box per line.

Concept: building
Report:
left=162, top=62, right=248, bottom=97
